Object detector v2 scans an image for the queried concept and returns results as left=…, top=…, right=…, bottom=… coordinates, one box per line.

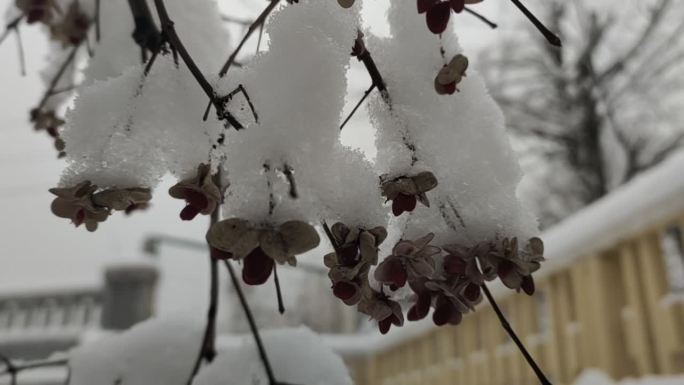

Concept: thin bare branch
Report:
left=0, top=15, right=22, bottom=46
left=598, top=0, right=672, bottom=81
left=36, top=45, right=80, bottom=111
left=510, top=0, right=562, bottom=47
left=340, top=84, right=375, bottom=131
left=218, top=0, right=281, bottom=77
left=152, top=0, right=244, bottom=129
left=482, top=284, right=552, bottom=385
left=464, top=7, right=497, bottom=29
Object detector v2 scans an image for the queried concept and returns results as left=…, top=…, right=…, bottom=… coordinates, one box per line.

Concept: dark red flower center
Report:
left=378, top=314, right=401, bottom=335
left=497, top=260, right=517, bottom=279
left=432, top=302, right=453, bottom=326
left=210, top=247, right=233, bottom=261
left=464, top=283, right=481, bottom=302
left=379, top=258, right=408, bottom=289
left=73, top=208, right=85, bottom=226
left=417, top=0, right=440, bottom=14
left=443, top=254, right=466, bottom=275
left=407, top=292, right=432, bottom=321
left=339, top=244, right=360, bottom=266
left=521, top=275, right=535, bottom=296
left=179, top=204, right=201, bottom=221
left=392, top=193, right=417, bottom=216
left=184, top=189, right=209, bottom=210
left=450, top=0, right=465, bottom=13
left=242, top=247, right=274, bottom=286
left=425, top=1, right=451, bottom=34
left=332, top=281, right=357, bottom=301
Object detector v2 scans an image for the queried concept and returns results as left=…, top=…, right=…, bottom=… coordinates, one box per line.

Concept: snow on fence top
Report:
left=323, top=150, right=684, bottom=356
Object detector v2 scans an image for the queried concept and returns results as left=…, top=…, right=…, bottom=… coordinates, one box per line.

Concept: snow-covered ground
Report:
left=574, top=370, right=684, bottom=385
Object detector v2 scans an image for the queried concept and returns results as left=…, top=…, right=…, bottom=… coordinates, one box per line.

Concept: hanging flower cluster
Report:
left=207, top=218, right=321, bottom=285
left=323, top=222, right=410, bottom=334
left=381, top=171, right=438, bottom=216
left=30, top=109, right=66, bottom=156
left=15, top=0, right=61, bottom=24
left=418, top=0, right=483, bottom=34
left=169, top=164, right=224, bottom=221
left=325, top=229, right=544, bottom=334
left=50, top=2, right=90, bottom=46
left=50, top=181, right=152, bottom=231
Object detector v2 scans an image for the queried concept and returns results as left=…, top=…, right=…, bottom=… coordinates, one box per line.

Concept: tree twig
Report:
left=152, top=0, right=244, bottom=129
left=185, top=179, right=221, bottom=385
left=0, top=354, right=69, bottom=385
left=218, top=0, right=281, bottom=77
left=224, top=260, right=293, bottom=385
left=127, top=0, right=162, bottom=59
left=340, top=83, right=375, bottom=130
left=281, top=164, right=297, bottom=199
left=221, top=15, right=253, bottom=26
left=482, top=284, right=552, bottom=385
left=464, top=7, right=498, bottom=29
left=95, top=0, right=101, bottom=41
left=354, top=31, right=390, bottom=106
left=273, top=265, right=285, bottom=314
left=510, top=0, right=561, bottom=47
left=36, top=45, right=80, bottom=111
left=321, top=221, right=342, bottom=255
left=0, top=15, right=22, bottom=46
left=15, top=27, right=26, bottom=76
left=0, top=353, right=16, bottom=385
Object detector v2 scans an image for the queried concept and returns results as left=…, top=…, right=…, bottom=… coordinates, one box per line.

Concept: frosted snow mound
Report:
left=216, top=0, right=386, bottom=227
left=60, top=66, right=168, bottom=188
left=197, top=328, right=353, bottom=385
left=83, top=0, right=228, bottom=84
left=368, top=1, right=538, bottom=244
left=69, top=317, right=203, bottom=385
left=59, top=0, right=232, bottom=187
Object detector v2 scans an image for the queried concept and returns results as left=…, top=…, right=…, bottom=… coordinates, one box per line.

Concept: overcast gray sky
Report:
left=0, top=0, right=508, bottom=301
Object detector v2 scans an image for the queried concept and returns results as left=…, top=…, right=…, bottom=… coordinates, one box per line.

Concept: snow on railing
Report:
left=0, top=290, right=102, bottom=333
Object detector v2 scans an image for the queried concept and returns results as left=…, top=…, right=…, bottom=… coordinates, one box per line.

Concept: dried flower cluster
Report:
left=169, top=164, right=224, bottom=221
left=50, top=181, right=151, bottom=231
left=30, top=109, right=66, bottom=156
left=325, top=229, right=544, bottom=334
left=323, top=222, right=409, bottom=334
left=381, top=171, right=438, bottom=216
left=50, top=2, right=90, bottom=46
left=207, top=218, right=320, bottom=285
left=15, top=0, right=61, bottom=24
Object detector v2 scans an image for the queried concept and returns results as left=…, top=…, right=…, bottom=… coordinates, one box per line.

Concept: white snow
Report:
left=367, top=1, right=538, bottom=245
left=59, top=0, right=232, bottom=188
left=200, top=328, right=353, bottom=385
left=69, top=316, right=203, bottom=385
left=216, top=0, right=386, bottom=228
left=574, top=369, right=684, bottom=385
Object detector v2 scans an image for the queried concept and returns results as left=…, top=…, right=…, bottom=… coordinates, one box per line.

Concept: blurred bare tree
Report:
left=482, top=0, right=684, bottom=227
